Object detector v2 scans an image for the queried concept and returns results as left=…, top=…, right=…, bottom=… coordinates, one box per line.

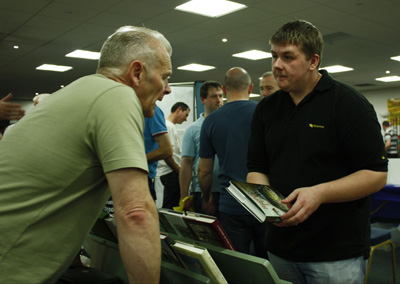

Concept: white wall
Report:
left=156, top=84, right=195, bottom=142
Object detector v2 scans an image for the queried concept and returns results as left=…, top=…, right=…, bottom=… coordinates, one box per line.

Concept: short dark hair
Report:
left=270, top=20, right=323, bottom=67
left=171, top=102, right=190, bottom=113
left=200, top=81, right=222, bottom=99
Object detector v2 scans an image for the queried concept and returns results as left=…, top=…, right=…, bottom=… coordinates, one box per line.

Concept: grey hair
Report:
left=96, top=25, right=172, bottom=77
left=260, top=71, right=273, bottom=79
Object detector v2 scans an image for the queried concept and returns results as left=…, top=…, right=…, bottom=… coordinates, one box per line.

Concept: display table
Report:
left=371, top=184, right=400, bottom=220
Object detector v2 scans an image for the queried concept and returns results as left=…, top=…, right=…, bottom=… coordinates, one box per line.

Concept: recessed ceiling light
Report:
left=232, top=50, right=272, bottom=60
left=386, top=70, right=391, bottom=74
left=36, top=64, right=73, bottom=72
left=376, top=76, right=400, bottom=82
left=320, top=65, right=354, bottom=73
left=175, top=0, right=247, bottom=18
left=13, top=45, right=19, bottom=49
left=222, top=38, right=228, bottom=43
left=178, top=63, right=215, bottom=72
left=250, top=93, right=260, bottom=97
left=390, top=55, right=400, bottom=62
left=65, top=49, right=100, bottom=60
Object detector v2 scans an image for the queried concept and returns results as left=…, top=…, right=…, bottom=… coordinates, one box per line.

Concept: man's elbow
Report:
left=377, top=171, right=388, bottom=190
left=117, top=203, right=157, bottom=226
left=370, top=171, right=388, bottom=194
left=198, top=168, right=212, bottom=180
left=162, top=148, right=173, bottom=160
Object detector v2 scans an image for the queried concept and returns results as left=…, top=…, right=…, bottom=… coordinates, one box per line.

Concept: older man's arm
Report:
left=106, top=168, right=160, bottom=284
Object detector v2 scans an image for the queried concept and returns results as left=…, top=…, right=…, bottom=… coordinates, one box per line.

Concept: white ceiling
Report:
left=1, top=0, right=400, bottom=100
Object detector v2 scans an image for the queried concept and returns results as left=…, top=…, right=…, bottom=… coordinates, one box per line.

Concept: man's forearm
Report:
left=198, top=170, right=212, bottom=200
left=147, top=148, right=172, bottom=163
left=198, top=158, right=214, bottom=200
left=314, top=169, right=387, bottom=204
left=385, top=140, right=391, bottom=151
left=165, top=156, right=180, bottom=173
left=247, top=172, right=270, bottom=185
left=179, top=158, right=193, bottom=199
left=106, top=169, right=161, bottom=284
left=115, top=202, right=160, bottom=284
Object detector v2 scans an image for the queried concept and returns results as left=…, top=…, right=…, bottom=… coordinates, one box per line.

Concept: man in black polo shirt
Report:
left=247, top=19, right=388, bottom=283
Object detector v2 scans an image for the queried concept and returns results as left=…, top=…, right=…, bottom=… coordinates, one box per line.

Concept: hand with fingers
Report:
left=274, top=186, right=322, bottom=227
left=0, top=93, right=25, bottom=121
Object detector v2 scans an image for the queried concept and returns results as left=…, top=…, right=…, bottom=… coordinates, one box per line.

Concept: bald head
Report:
left=224, top=67, right=252, bottom=92
left=223, top=67, right=253, bottom=102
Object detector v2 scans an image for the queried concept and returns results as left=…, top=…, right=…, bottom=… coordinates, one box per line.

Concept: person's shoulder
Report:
left=240, top=99, right=258, bottom=109
left=182, top=122, right=199, bottom=143
left=204, top=106, right=223, bottom=120
left=330, top=78, right=373, bottom=109
left=87, top=74, right=131, bottom=91
left=187, top=117, right=203, bottom=129
left=154, top=105, right=165, bottom=115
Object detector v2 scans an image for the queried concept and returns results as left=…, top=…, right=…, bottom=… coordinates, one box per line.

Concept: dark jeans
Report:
left=193, top=192, right=220, bottom=218
left=161, top=171, right=180, bottom=209
left=219, top=211, right=269, bottom=259
left=148, top=177, right=156, bottom=201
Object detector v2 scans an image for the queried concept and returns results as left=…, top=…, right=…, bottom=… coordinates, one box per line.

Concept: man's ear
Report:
left=222, top=85, right=227, bottom=95
left=129, top=61, right=144, bottom=86
left=248, top=83, right=254, bottom=95
left=309, top=54, right=320, bottom=71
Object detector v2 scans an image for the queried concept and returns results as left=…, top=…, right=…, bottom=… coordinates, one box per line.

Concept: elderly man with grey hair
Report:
left=259, top=71, right=279, bottom=98
left=0, top=26, right=172, bottom=283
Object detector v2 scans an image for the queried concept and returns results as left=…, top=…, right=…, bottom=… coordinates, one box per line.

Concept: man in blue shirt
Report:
left=144, top=105, right=173, bottom=200
left=198, top=68, right=269, bottom=258
left=179, top=81, right=224, bottom=215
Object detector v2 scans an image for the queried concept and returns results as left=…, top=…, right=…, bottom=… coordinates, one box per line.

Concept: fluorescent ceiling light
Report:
left=376, top=76, right=400, bottom=82
left=65, top=49, right=100, bottom=60
left=320, top=65, right=353, bottom=73
left=178, top=63, right=215, bottom=72
left=36, top=64, right=72, bottom=72
left=175, top=0, right=246, bottom=18
left=391, top=55, right=400, bottom=62
left=232, top=50, right=272, bottom=60
left=250, top=93, right=260, bottom=97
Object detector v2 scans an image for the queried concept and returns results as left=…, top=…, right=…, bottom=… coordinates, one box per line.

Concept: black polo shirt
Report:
left=247, top=70, right=388, bottom=261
